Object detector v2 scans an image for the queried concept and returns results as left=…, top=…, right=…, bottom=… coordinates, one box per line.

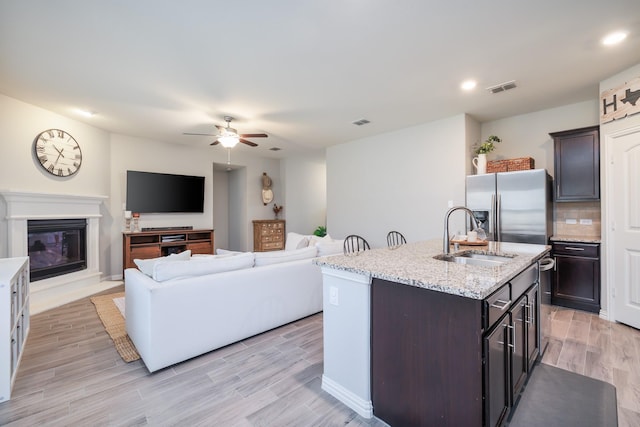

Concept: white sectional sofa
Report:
left=124, top=235, right=341, bottom=373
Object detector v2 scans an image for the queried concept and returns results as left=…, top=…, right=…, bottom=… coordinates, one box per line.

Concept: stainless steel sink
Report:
left=433, top=251, right=514, bottom=267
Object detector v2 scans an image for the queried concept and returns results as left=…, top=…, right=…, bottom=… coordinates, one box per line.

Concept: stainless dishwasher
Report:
left=538, top=257, right=555, bottom=356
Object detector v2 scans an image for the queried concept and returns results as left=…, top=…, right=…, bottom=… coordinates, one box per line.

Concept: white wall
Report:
left=0, top=93, right=112, bottom=271
left=480, top=100, right=599, bottom=177
left=326, top=114, right=469, bottom=248
left=281, top=152, right=327, bottom=235
left=599, top=62, right=640, bottom=319
left=109, top=134, right=284, bottom=270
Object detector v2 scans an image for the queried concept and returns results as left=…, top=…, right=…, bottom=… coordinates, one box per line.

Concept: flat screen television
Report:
left=126, top=170, right=205, bottom=213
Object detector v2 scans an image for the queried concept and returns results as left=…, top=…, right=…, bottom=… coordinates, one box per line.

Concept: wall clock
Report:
left=33, top=129, right=82, bottom=177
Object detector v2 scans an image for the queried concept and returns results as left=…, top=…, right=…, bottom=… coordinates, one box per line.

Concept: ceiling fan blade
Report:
left=239, top=138, right=258, bottom=147
left=215, top=125, right=225, bottom=131
left=239, top=133, right=268, bottom=138
left=184, top=132, right=218, bottom=136
left=210, top=140, right=220, bottom=146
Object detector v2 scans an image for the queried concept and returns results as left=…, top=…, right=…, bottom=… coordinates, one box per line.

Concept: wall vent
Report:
left=352, top=118, right=370, bottom=126
left=269, top=147, right=282, bottom=151
left=486, top=80, right=517, bottom=94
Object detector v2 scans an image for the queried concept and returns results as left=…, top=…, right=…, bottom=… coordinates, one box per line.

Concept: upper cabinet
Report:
left=550, top=125, right=600, bottom=202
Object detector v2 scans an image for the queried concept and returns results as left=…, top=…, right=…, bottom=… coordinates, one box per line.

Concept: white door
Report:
left=612, top=125, right=640, bottom=329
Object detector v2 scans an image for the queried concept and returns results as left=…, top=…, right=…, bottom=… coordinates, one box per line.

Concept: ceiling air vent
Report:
left=269, top=147, right=281, bottom=151
left=486, top=80, right=517, bottom=94
left=352, top=118, right=370, bottom=126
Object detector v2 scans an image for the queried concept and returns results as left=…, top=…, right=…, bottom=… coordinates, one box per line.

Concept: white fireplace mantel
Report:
left=1, top=190, right=111, bottom=314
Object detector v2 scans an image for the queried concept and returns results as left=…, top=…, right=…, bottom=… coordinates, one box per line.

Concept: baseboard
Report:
left=321, top=374, right=373, bottom=419
left=599, top=309, right=609, bottom=320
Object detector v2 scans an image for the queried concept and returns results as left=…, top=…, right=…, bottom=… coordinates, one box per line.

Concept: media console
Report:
left=122, top=228, right=214, bottom=270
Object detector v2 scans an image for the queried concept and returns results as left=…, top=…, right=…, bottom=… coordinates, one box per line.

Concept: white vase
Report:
left=473, top=153, right=487, bottom=174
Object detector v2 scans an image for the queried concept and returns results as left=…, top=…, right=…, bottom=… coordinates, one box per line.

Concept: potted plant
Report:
left=313, top=226, right=327, bottom=237
left=473, top=135, right=501, bottom=174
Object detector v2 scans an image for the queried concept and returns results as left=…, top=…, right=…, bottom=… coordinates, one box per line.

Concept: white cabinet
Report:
left=0, top=257, right=30, bottom=402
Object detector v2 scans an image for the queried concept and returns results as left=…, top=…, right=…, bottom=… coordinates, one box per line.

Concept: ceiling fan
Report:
left=183, top=116, right=267, bottom=148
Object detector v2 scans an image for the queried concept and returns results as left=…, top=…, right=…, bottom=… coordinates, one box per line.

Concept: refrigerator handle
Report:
left=496, top=194, right=502, bottom=241
left=489, top=194, right=496, bottom=237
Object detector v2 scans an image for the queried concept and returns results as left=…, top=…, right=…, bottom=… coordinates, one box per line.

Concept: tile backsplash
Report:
left=554, top=201, right=601, bottom=238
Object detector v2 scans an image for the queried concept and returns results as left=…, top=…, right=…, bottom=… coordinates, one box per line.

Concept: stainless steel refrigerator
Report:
left=465, top=169, right=553, bottom=245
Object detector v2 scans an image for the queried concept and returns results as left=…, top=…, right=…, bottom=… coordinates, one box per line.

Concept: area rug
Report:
left=90, top=292, right=140, bottom=362
left=508, top=363, right=617, bottom=426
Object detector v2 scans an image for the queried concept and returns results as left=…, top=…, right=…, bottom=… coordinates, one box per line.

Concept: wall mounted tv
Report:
left=126, top=170, right=205, bottom=213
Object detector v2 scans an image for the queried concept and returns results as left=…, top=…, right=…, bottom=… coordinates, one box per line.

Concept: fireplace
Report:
left=0, top=190, right=109, bottom=314
left=28, top=219, right=87, bottom=281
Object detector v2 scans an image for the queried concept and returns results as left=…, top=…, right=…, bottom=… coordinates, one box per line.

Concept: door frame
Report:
left=603, top=121, right=640, bottom=323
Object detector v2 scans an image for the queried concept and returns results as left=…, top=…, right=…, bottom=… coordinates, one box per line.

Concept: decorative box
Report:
left=487, top=160, right=508, bottom=173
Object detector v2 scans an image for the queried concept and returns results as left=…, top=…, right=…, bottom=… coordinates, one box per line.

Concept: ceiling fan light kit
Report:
left=183, top=115, right=268, bottom=148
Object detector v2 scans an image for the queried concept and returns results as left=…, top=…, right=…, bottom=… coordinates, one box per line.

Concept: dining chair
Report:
left=386, top=231, right=407, bottom=248
left=343, top=234, right=370, bottom=255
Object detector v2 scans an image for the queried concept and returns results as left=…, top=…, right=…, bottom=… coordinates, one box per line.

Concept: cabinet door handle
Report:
left=497, top=323, right=508, bottom=346
left=491, top=299, right=511, bottom=310
left=564, top=246, right=585, bottom=251
left=507, top=324, right=515, bottom=353
left=525, top=303, right=533, bottom=324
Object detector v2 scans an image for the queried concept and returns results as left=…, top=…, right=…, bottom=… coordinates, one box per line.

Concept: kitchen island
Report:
left=314, top=239, right=550, bottom=427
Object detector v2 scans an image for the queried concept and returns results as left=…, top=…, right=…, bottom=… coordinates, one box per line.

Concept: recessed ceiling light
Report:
left=461, top=80, right=477, bottom=91
left=602, top=31, right=627, bottom=46
left=76, top=109, right=96, bottom=118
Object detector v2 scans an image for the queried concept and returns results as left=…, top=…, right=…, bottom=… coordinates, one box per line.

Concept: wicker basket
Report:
left=486, top=157, right=534, bottom=173
left=487, top=160, right=508, bottom=173
left=507, top=157, right=535, bottom=171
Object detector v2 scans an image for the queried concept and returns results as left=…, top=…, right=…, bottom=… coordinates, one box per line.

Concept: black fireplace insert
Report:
left=28, top=219, right=87, bottom=281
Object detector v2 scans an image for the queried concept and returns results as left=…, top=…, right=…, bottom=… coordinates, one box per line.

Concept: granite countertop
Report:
left=314, top=239, right=550, bottom=300
left=550, top=235, right=601, bottom=244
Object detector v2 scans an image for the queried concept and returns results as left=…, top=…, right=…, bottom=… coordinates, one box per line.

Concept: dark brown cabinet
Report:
left=371, top=264, right=540, bottom=427
left=552, top=241, right=600, bottom=313
left=483, top=284, right=539, bottom=427
left=550, top=125, right=600, bottom=201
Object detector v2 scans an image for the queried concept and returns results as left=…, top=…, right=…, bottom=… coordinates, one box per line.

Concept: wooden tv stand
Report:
left=122, top=228, right=214, bottom=270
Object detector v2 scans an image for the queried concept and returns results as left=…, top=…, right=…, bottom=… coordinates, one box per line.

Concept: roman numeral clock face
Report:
left=33, top=129, right=82, bottom=177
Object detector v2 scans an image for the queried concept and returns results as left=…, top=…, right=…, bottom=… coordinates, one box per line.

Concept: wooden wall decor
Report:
left=600, top=75, right=640, bottom=124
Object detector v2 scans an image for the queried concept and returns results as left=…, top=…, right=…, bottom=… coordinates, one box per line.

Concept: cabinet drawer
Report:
left=485, top=284, right=511, bottom=329
left=552, top=242, right=599, bottom=258
left=262, top=241, right=284, bottom=250
left=511, top=263, right=539, bottom=299
left=188, top=242, right=212, bottom=254
left=130, top=246, right=162, bottom=260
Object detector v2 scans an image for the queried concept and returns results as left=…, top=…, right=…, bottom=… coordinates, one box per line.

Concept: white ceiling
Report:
left=1, top=1, right=639, bottom=158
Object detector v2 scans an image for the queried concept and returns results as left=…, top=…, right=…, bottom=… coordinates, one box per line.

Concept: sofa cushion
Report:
left=134, top=250, right=192, bottom=277
left=285, top=232, right=309, bottom=251
left=216, top=248, right=244, bottom=256
left=254, top=246, right=317, bottom=267
left=152, top=252, right=255, bottom=282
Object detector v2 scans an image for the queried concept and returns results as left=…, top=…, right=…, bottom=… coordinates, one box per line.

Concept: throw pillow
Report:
left=254, top=245, right=317, bottom=267
left=134, top=250, right=192, bottom=277
left=317, top=239, right=345, bottom=256
left=284, top=232, right=309, bottom=251
left=152, top=251, right=255, bottom=282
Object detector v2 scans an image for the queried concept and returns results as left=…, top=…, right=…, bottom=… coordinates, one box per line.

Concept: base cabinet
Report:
left=371, top=264, right=540, bottom=427
left=484, top=285, right=539, bottom=427
left=1, top=257, right=30, bottom=403
left=552, top=241, right=600, bottom=313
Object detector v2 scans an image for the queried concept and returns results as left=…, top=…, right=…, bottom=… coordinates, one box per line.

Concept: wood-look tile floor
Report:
left=541, top=304, right=640, bottom=427
left=1, top=287, right=639, bottom=426
left=0, top=286, right=386, bottom=426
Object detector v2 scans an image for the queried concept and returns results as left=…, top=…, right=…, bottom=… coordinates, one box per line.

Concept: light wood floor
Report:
left=0, top=287, right=638, bottom=426
left=541, top=304, right=640, bottom=427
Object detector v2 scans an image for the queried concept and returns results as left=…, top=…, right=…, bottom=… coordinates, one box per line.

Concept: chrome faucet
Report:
left=443, top=206, right=480, bottom=254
